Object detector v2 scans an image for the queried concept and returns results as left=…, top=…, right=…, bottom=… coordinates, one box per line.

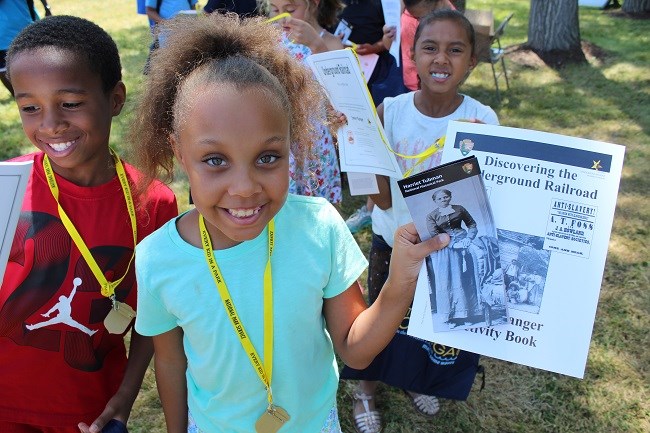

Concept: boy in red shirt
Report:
left=0, top=15, right=178, bottom=433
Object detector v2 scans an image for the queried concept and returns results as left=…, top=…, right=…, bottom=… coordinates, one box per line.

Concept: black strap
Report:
left=26, top=0, right=37, bottom=21
left=40, top=0, right=52, bottom=16
left=26, top=0, right=52, bottom=20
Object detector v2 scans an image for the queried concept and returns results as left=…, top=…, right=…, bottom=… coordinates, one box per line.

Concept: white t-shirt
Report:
left=372, top=92, right=499, bottom=247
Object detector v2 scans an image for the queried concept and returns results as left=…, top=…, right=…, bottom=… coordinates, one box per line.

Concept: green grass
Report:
left=1, top=1, right=648, bottom=432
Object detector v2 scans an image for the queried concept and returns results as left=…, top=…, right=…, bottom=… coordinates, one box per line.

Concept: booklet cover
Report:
left=407, top=122, right=625, bottom=378
left=1, top=161, right=33, bottom=284
left=305, top=49, right=402, bottom=179
left=398, top=156, right=508, bottom=333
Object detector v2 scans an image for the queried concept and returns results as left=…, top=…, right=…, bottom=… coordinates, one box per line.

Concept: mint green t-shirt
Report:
left=135, top=194, right=368, bottom=432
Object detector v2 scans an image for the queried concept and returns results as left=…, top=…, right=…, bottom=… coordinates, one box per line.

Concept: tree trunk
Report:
left=622, top=0, right=650, bottom=13
left=528, top=0, right=585, bottom=66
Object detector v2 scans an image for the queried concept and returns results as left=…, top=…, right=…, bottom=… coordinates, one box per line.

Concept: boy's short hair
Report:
left=6, top=15, right=122, bottom=92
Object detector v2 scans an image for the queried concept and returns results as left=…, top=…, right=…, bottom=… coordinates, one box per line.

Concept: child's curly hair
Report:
left=129, top=13, right=327, bottom=187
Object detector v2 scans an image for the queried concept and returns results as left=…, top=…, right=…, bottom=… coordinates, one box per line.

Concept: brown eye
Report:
left=62, top=102, right=82, bottom=109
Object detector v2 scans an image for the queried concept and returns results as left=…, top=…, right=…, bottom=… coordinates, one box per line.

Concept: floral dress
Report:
left=281, top=34, right=342, bottom=205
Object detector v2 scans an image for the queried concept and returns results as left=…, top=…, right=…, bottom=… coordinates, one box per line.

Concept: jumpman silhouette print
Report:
left=26, top=277, right=97, bottom=336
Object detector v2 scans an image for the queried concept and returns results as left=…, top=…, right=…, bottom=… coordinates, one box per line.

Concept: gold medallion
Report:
left=104, top=301, right=136, bottom=334
left=255, top=405, right=290, bottom=433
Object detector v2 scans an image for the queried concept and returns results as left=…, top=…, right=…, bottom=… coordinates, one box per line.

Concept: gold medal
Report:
left=104, top=301, right=136, bottom=334
left=255, top=405, right=290, bottom=433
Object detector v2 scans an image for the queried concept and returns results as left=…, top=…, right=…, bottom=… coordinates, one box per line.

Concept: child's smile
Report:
left=414, top=19, right=476, bottom=95
left=430, top=71, right=451, bottom=82
left=10, top=47, right=125, bottom=186
left=227, top=207, right=262, bottom=219
left=173, top=84, right=291, bottom=250
left=41, top=139, right=77, bottom=153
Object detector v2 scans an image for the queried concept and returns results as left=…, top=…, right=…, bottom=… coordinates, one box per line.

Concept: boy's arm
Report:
left=78, top=330, right=154, bottom=433
left=153, top=327, right=188, bottom=433
left=324, top=224, right=450, bottom=369
left=146, top=6, right=164, bottom=25
left=369, top=103, right=392, bottom=209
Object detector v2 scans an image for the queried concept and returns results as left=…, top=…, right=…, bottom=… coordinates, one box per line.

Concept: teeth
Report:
left=228, top=207, right=261, bottom=218
left=431, top=72, right=449, bottom=79
left=48, top=141, right=74, bottom=152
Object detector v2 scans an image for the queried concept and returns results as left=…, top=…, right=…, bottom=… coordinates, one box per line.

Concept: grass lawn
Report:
left=1, top=1, right=648, bottom=432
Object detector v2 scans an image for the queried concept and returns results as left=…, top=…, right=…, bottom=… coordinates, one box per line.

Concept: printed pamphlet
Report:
left=398, top=156, right=507, bottom=333
left=407, top=122, right=625, bottom=378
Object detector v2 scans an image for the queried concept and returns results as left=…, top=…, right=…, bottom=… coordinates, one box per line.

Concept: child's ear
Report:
left=170, top=133, right=185, bottom=169
left=110, top=81, right=127, bottom=117
left=468, top=54, right=478, bottom=72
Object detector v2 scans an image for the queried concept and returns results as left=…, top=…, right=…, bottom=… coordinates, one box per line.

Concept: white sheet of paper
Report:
left=347, top=172, right=380, bottom=196
left=334, top=19, right=353, bottom=44
left=407, top=121, right=625, bottom=379
left=0, top=161, right=33, bottom=284
left=381, top=0, right=402, bottom=66
left=306, top=49, right=402, bottom=178
left=357, top=53, right=380, bottom=83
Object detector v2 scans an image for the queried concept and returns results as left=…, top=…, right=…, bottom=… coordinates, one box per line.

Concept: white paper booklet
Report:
left=381, top=0, right=402, bottom=66
left=306, top=49, right=402, bottom=179
left=397, top=156, right=508, bottom=332
left=0, top=161, right=33, bottom=283
left=408, top=121, right=625, bottom=378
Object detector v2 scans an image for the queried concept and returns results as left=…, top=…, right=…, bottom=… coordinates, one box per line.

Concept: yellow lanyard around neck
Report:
left=199, top=214, right=276, bottom=406
left=42, top=149, right=137, bottom=303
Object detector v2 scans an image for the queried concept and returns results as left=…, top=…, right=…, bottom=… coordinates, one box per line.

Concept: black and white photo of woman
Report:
left=426, top=189, right=484, bottom=327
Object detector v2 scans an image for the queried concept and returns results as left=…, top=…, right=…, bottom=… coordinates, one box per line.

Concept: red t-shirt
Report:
left=401, top=11, right=420, bottom=91
left=0, top=152, right=178, bottom=427
left=400, top=3, right=457, bottom=91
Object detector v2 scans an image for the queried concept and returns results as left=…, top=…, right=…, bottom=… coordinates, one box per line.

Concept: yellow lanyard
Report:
left=199, top=214, right=276, bottom=406
left=348, top=48, right=444, bottom=178
left=42, top=149, right=137, bottom=304
left=266, top=12, right=290, bottom=23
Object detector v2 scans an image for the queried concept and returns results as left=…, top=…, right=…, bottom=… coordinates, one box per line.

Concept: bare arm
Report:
left=321, top=32, right=345, bottom=52
left=284, top=17, right=331, bottom=54
left=154, top=327, right=188, bottom=433
left=324, top=224, right=450, bottom=369
left=382, top=25, right=396, bottom=51
left=146, top=6, right=164, bottom=25
left=354, top=39, right=387, bottom=56
left=78, top=330, right=154, bottom=433
left=369, top=103, right=392, bottom=210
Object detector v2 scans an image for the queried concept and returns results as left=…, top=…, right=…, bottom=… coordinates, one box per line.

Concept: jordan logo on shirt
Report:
left=26, top=277, right=98, bottom=336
